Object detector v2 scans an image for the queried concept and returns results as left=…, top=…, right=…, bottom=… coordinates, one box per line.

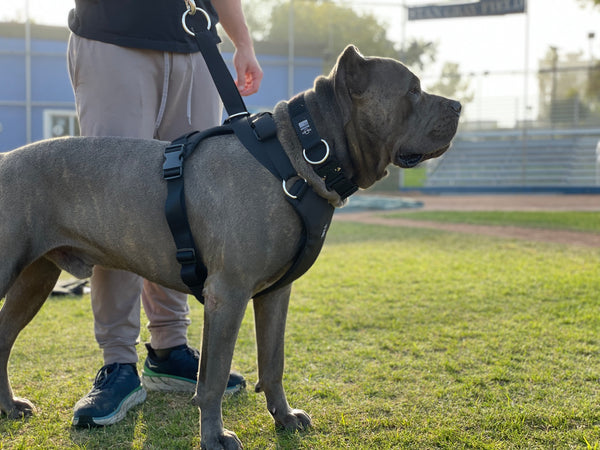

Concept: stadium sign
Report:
left=407, top=0, right=526, bottom=21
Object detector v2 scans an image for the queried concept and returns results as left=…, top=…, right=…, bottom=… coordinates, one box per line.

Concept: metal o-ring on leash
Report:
left=182, top=3, right=212, bottom=36
left=302, top=139, right=330, bottom=165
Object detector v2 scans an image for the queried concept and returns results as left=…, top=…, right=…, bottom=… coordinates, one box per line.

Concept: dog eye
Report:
left=408, top=86, right=421, bottom=97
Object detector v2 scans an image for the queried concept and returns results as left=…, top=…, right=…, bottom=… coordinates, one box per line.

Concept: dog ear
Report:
left=333, top=45, right=370, bottom=124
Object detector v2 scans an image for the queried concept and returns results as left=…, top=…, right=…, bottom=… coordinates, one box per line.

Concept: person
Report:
left=66, top=0, right=263, bottom=427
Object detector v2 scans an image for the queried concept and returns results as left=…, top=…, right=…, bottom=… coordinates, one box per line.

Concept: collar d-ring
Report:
left=303, top=139, right=330, bottom=165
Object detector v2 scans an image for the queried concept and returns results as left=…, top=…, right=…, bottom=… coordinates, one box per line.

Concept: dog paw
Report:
left=200, top=428, right=243, bottom=450
left=275, top=408, right=312, bottom=432
left=5, top=397, right=36, bottom=418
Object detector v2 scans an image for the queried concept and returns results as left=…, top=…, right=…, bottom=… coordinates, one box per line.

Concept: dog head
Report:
left=332, top=45, right=461, bottom=187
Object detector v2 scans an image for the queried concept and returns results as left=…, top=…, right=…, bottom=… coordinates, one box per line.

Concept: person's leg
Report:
left=68, top=35, right=164, bottom=426
left=142, top=51, right=220, bottom=352
left=140, top=52, right=245, bottom=394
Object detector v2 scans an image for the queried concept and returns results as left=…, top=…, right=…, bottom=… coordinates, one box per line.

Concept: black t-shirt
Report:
left=68, top=0, right=220, bottom=53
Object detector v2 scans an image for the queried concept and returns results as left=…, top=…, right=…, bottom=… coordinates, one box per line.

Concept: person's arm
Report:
left=213, top=0, right=263, bottom=96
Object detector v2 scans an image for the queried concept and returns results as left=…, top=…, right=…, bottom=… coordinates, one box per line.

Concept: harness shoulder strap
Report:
left=228, top=114, right=335, bottom=296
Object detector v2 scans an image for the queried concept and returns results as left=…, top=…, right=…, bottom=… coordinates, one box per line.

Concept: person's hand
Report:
left=233, top=46, right=263, bottom=96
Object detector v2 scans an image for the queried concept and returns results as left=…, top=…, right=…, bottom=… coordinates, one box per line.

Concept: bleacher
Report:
left=423, top=129, right=600, bottom=193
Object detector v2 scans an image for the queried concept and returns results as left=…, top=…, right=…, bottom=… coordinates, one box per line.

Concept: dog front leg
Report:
left=0, top=257, right=60, bottom=418
left=253, top=285, right=312, bottom=431
left=192, top=281, right=249, bottom=450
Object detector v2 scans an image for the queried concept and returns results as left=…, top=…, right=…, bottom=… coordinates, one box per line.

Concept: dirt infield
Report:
left=402, top=194, right=600, bottom=212
left=334, top=194, right=600, bottom=248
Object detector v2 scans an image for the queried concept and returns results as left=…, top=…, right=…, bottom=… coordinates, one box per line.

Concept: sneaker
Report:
left=72, top=363, right=147, bottom=427
left=141, top=343, right=246, bottom=395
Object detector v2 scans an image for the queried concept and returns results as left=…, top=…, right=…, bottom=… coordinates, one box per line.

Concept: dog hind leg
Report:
left=0, top=257, right=60, bottom=418
left=253, top=286, right=312, bottom=431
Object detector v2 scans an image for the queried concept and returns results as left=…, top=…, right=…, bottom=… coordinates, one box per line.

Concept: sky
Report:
left=368, top=0, right=600, bottom=74
left=3, top=0, right=600, bottom=123
left=4, top=0, right=599, bottom=75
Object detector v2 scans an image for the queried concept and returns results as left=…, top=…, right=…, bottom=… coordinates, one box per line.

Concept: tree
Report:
left=427, top=62, right=473, bottom=105
left=578, top=0, right=600, bottom=7
left=243, top=0, right=437, bottom=71
left=237, top=0, right=471, bottom=101
left=537, top=47, right=600, bottom=125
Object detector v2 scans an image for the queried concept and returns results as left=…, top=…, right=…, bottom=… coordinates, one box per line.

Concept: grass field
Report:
left=385, top=211, right=600, bottom=233
left=1, top=218, right=600, bottom=449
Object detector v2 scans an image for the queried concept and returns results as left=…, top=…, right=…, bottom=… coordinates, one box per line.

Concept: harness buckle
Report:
left=176, top=248, right=197, bottom=264
left=163, top=144, right=185, bottom=180
left=250, top=113, right=277, bottom=141
left=315, top=160, right=359, bottom=200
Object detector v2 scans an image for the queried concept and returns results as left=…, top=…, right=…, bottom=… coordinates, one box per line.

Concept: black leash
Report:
left=181, top=7, right=247, bottom=118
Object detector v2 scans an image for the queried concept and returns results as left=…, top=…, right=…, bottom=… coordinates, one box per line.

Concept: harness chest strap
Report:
left=162, top=127, right=233, bottom=303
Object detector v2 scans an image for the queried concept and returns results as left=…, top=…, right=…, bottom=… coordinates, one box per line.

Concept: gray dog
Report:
left=0, top=46, right=460, bottom=449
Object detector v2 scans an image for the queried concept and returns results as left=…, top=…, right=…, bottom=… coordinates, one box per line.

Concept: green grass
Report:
left=385, top=210, right=600, bottom=233
left=2, top=221, right=600, bottom=448
left=365, top=167, right=427, bottom=192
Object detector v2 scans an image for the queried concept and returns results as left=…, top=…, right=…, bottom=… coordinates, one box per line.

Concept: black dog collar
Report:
left=287, top=95, right=358, bottom=200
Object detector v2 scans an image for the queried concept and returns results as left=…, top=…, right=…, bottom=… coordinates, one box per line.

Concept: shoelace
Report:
left=92, top=363, right=118, bottom=389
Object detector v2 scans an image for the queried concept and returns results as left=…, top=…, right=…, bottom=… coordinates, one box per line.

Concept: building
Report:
left=0, top=22, right=323, bottom=152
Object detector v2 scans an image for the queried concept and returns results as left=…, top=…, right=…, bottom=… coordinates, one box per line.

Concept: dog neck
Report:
left=273, top=80, right=357, bottom=208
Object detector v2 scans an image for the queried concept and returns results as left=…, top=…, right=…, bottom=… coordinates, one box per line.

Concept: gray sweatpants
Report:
left=67, top=34, right=222, bottom=365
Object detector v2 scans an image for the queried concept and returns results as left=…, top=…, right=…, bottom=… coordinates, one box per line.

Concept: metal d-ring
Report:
left=182, top=6, right=212, bottom=36
left=282, top=177, right=307, bottom=199
left=303, top=139, right=330, bottom=165
left=227, top=111, right=251, bottom=121
left=282, top=179, right=297, bottom=199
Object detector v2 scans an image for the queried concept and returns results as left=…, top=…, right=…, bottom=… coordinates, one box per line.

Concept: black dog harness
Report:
left=162, top=7, right=357, bottom=303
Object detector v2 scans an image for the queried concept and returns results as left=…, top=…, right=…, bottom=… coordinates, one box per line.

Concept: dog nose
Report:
left=449, top=100, right=462, bottom=115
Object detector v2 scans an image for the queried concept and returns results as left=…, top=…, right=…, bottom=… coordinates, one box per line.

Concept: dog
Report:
left=0, top=46, right=460, bottom=449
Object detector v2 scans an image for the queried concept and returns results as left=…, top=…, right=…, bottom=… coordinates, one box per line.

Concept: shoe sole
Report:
left=72, top=386, right=147, bottom=427
left=141, top=371, right=196, bottom=393
left=141, top=368, right=245, bottom=396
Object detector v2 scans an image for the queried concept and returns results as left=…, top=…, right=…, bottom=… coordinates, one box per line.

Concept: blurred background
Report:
left=1, top=0, right=599, bottom=194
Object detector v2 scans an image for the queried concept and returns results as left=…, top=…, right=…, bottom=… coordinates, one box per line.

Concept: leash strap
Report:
left=287, top=95, right=358, bottom=200
left=186, top=14, right=248, bottom=118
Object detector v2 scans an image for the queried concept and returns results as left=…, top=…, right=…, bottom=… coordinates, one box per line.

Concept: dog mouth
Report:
left=395, top=144, right=450, bottom=169
left=395, top=153, right=424, bottom=168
